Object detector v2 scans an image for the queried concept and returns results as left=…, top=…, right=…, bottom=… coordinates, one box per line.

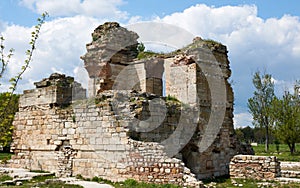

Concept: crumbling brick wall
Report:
left=230, top=155, right=281, bottom=180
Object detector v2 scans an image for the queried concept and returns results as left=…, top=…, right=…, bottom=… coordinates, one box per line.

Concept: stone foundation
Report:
left=230, top=155, right=281, bottom=180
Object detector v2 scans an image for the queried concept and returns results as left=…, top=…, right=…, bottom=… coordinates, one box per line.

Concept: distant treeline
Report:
left=235, top=126, right=277, bottom=144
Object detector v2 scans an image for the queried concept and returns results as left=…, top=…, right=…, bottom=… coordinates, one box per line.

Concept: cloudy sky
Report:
left=1, top=0, right=300, bottom=128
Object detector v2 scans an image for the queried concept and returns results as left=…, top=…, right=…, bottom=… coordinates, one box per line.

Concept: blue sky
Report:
left=2, top=1, right=300, bottom=26
left=1, top=0, right=300, bottom=128
left=123, top=0, right=300, bottom=20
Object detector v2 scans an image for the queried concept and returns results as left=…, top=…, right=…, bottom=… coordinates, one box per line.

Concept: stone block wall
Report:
left=86, top=58, right=164, bottom=98
left=81, top=22, right=139, bottom=97
left=167, top=62, right=197, bottom=105
left=20, top=73, right=86, bottom=107
left=281, top=170, right=300, bottom=178
left=230, top=155, right=281, bottom=180
left=163, top=40, right=236, bottom=179
left=11, top=90, right=203, bottom=187
left=20, top=86, right=71, bottom=107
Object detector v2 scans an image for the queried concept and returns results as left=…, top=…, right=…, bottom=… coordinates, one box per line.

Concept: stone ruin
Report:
left=230, top=155, right=281, bottom=180
left=10, top=22, right=242, bottom=187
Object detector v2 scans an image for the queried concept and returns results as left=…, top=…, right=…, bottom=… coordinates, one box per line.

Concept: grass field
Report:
left=253, top=143, right=300, bottom=161
left=202, top=176, right=300, bottom=188
left=0, top=174, right=83, bottom=188
left=82, top=176, right=300, bottom=188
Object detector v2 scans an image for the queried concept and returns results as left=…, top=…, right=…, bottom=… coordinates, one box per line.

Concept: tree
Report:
left=248, top=71, right=275, bottom=152
left=235, top=126, right=254, bottom=143
left=0, top=13, right=48, bottom=148
left=270, top=92, right=300, bottom=154
left=0, top=93, right=19, bottom=149
left=0, top=13, right=48, bottom=92
left=235, top=128, right=245, bottom=142
left=253, top=127, right=265, bottom=144
left=241, top=126, right=254, bottom=143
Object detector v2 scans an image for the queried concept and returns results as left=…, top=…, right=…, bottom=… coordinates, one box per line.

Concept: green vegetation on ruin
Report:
left=165, top=95, right=180, bottom=102
left=137, top=51, right=165, bottom=59
left=202, top=38, right=222, bottom=46
left=136, top=38, right=223, bottom=60
left=178, top=38, right=223, bottom=53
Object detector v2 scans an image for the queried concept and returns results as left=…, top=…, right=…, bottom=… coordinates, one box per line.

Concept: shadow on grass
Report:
left=202, top=175, right=230, bottom=184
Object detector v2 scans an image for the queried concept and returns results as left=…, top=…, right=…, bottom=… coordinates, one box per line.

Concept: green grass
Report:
left=3, top=174, right=300, bottom=188
left=0, top=174, right=13, bottom=182
left=37, top=182, right=83, bottom=188
left=0, top=174, right=82, bottom=188
left=0, top=152, right=13, bottom=161
left=3, top=173, right=300, bottom=188
left=1, top=182, right=83, bottom=188
left=253, top=144, right=300, bottom=161
left=62, top=175, right=300, bottom=188
left=203, top=177, right=300, bottom=188
left=78, top=176, right=181, bottom=188
left=31, top=174, right=55, bottom=182
left=29, top=170, right=50, bottom=173
left=113, top=179, right=181, bottom=188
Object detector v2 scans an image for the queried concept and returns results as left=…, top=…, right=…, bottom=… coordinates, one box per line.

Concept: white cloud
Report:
left=154, top=4, right=300, bottom=112
left=0, top=20, right=7, bottom=32
left=126, top=22, right=195, bottom=51
left=2, top=2, right=300, bottom=125
left=127, top=16, right=142, bottom=25
left=0, top=15, right=100, bottom=92
left=272, top=77, right=295, bottom=95
left=157, top=4, right=259, bottom=38
left=19, top=0, right=127, bottom=19
left=233, top=112, right=253, bottom=128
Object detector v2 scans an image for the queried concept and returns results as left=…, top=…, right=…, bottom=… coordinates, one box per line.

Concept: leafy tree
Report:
left=235, top=126, right=276, bottom=144
left=137, top=42, right=145, bottom=53
left=241, top=126, right=254, bottom=143
left=0, top=13, right=48, bottom=92
left=248, top=71, right=275, bottom=152
left=253, top=127, right=265, bottom=144
left=0, top=93, right=19, bottom=148
left=235, top=126, right=254, bottom=143
left=235, top=128, right=245, bottom=142
left=270, top=92, right=300, bottom=154
left=0, top=13, right=48, bottom=148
